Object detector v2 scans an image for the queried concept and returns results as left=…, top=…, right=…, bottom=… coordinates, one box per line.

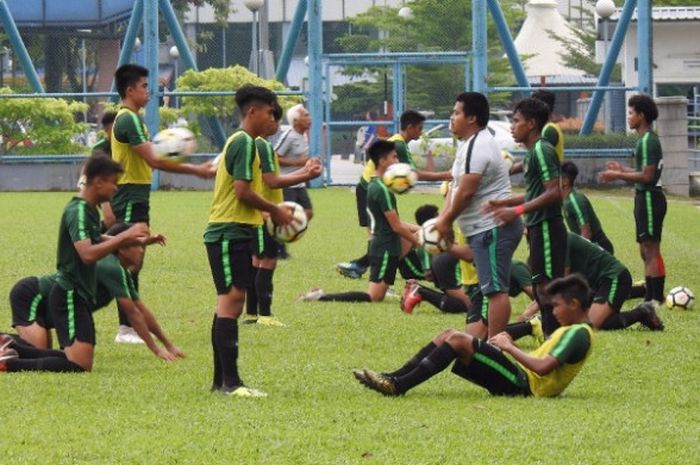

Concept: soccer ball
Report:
left=439, top=180, right=450, bottom=197
left=665, top=286, right=695, bottom=310
left=265, top=201, right=308, bottom=243
left=501, top=150, right=515, bottom=172
left=152, top=127, right=197, bottom=162
left=382, top=163, right=417, bottom=194
left=419, top=218, right=449, bottom=254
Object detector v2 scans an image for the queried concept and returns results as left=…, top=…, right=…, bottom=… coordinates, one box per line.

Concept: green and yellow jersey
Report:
left=111, top=108, right=151, bottom=212
left=523, top=138, right=562, bottom=226
left=563, top=190, right=605, bottom=241
left=359, top=133, right=415, bottom=186
left=204, top=130, right=263, bottom=242
left=55, top=197, right=102, bottom=304
left=634, top=131, right=663, bottom=191
left=366, top=177, right=401, bottom=257
left=565, top=233, right=625, bottom=290
left=542, top=122, right=564, bottom=162
left=256, top=136, right=284, bottom=204
left=521, top=322, right=594, bottom=397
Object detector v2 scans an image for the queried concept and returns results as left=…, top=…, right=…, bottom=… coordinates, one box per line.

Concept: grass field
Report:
left=1, top=188, right=699, bottom=464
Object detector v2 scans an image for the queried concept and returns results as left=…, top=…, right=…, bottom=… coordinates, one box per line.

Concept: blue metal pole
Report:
left=110, top=0, right=143, bottom=101
left=487, top=0, right=530, bottom=91
left=159, top=0, right=227, bottom=147
left=323, top=62, right=333, bottom=184
left=308, top=0, right=324, bottom=187
left=275, top=0, right=307, bottom=83
left=581, top=0, right=637, bottom=135
left=0, top=0, right=44, bottom=92
left=393, top=62, right=402, bottom=133
left=144, top=0, right=160, bottom=190
left=472, top=0, right=487, bottom=93
left=637, top=0, right=652, bottom=95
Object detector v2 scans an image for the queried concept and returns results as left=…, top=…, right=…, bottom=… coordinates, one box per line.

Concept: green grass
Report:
left=1, top=188, right=699, bottom=464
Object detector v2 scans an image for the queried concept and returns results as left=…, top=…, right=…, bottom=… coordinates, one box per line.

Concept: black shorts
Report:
left=355, top=182, right=369, bottom=227
left=369, top=253, right=399, bottom=285
left=634, top=190, right=666, bottom=243
left=283, top=187, right=313, bottom=211
left=10, top=277, right=51, bottom=329
left=115, top=201, right=150, bottom=225
left=49, top=285, right=95, bottom=348
left=466, top=284, right=487, bottom=325
left=593, top=269, right=632, bottom=312
left=206, top=239, right=254, bottom=294
left=451, top=338, right=531, bottom=396
left=252, top=226, right=280, bottom=259
left=527, top=218, right=567, bottom=284
left=398, top=249, right=427, bottom=280
left=431, top=253, right=461, bottom=290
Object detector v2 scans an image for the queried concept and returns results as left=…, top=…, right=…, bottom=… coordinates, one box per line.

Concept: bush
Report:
left=564, top=132, right=639, bottom=149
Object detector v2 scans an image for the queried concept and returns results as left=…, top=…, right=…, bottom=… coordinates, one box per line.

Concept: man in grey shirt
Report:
left=435, top=92, right=523, bottom=339
left=274, top=104, right=314, bottom=220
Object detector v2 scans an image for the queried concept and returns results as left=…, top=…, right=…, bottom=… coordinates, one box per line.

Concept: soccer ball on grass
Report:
left=665, top=286, right=695, bottom=310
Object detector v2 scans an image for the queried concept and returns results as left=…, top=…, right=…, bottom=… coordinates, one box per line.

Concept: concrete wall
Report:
left=656, top=96, right=690, bottom=196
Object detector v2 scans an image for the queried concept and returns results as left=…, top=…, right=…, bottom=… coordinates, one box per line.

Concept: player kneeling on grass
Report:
left=1, top=223, right=185, bottom=371
left=298, top=140, right=420, bottom=302
left=354, top=274, right=594, bottom=398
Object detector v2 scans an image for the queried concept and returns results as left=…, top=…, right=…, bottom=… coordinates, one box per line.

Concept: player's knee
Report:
left=305, top=209, right=314, bottom=221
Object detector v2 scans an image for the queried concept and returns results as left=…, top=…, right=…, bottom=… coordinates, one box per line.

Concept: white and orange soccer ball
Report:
left=419, top=218, right=449, bottom=254
left=152, top=127, right=197, bottom=163
left=382, top=163, right=417, bottom=194
left=266, top=201, right=308, bottom=243
left=665, top=286, right=695, bottom=311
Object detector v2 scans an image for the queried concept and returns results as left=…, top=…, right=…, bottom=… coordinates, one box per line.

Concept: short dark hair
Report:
left=561, top=161, right=579, bottom=185
left=105, top=222, right=133, bottom=237
left=414, top=204, right=439, bottom=225
left=101, top=111, right=117, bottom=127
left=531, top=90, right=556, bottom=113
left=235, top=85, right=277, bottom=115
left=272, top=101, right=283, bottom=122
left=545, top=274, right=591, bottom=310
left=83, top=154, right=123, bottom=182
left=513, top=98, right=550, bottom=132
left=368, top=140, right=396, bottom=166
left=400, top=110, right=426, bottom=130
left=455, top=92, right=489, bottom=127
left=628, top=94, right=658, bottom=123
left=115, top=64, right=148, bottom=99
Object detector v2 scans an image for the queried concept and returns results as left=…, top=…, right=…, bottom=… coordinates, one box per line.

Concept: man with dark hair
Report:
left=486, top=97, right=566, bottom=338
left=91, top=111, right=117, bottom=157
left=244, top=102, right=322, bottom=326
left=561, top=160, right=614, bottom=254
left=354, top=274, right=594, bottom=398
left=109, top=64, right=214, bottom=344
left=599, top=94, right=666, bottom=305
left=337, top=109, right=451, bottom=280
left=434, top=92, right=523, bottom=338
left=205, top=85, right=292, bottom=397
left=299, top=140, right=420, bottom=303
left=532, top=89, right=564, bottom=162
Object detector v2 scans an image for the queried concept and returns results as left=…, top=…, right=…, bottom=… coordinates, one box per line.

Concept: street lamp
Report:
left=398, top=6, right=414, bottom=20
left=169, top=45, right=180, bottom=108
left=596, top=0, right=615, bottom=132
left=245, top=0, right=264, bottom=76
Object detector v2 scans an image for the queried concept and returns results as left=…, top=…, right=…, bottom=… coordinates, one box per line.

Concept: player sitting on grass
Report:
left=298, top=140, right=420, bottom=302
left=506, top=232, right=663, bottom=341
left=353, top=274, right=594, bottom=398
left=336, top=110, right=452, bottom=280
left=599, top=94, right=666, bottom=306
left=2, top=223, right=185, bottom=372
left=561, top=161, right=614, bottom=254
left=244, top=101, right=322, bottom=326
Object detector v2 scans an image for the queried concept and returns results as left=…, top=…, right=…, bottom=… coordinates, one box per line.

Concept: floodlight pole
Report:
left=472, top=0, right=487, bottom=93
left=144, top=0, right=160, bottom=190
left=308, top=0, right=325, bottom=186
left=637, top=0, right=652, bottom=95
left=111, top=0, right=143, bottom=102
left=275, top=0, right=308, bottom=83
left=487, top=0, right=530, bottom=92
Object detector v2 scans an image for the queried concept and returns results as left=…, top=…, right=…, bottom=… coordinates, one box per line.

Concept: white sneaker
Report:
left=296, top=288, right=325, bottom=302
left=114, top=325, right=145, bottom=344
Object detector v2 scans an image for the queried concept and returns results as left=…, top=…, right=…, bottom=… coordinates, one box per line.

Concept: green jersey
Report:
left=523, top=138, right=562, bottom=226
left=366, top=177, right=401, bottom=256
left=55, top=197, right=102, bottom=304
left=94, top=254, right=140, bottom=310
left=91, top=137, right=112, bottom=157
left=634, top=131, right=663, bottom=191
left=562, top=190, right=605, bottom=241
left=508, top=260, right=532, bottom=297
left=565, top=233, right=626, bottom=289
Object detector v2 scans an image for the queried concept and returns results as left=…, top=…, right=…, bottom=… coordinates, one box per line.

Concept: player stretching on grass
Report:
left=106, top=64, right=214, bottom=344
left=354, top=274, right=594, bottom=398
left=244, top=102, right=322, bottom=326
left=205, top=85, right=292, bottom=397
left=599, top=94, right=666, bottom=305
left=485, top=97, right=566, bottom=338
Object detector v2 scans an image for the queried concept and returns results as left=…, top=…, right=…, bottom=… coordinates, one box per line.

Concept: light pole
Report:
left=169, top=45, right=180, bottom=108
left=244, top=0, right=264, bottom=76
left=596, top=0, right=615, bottom=132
